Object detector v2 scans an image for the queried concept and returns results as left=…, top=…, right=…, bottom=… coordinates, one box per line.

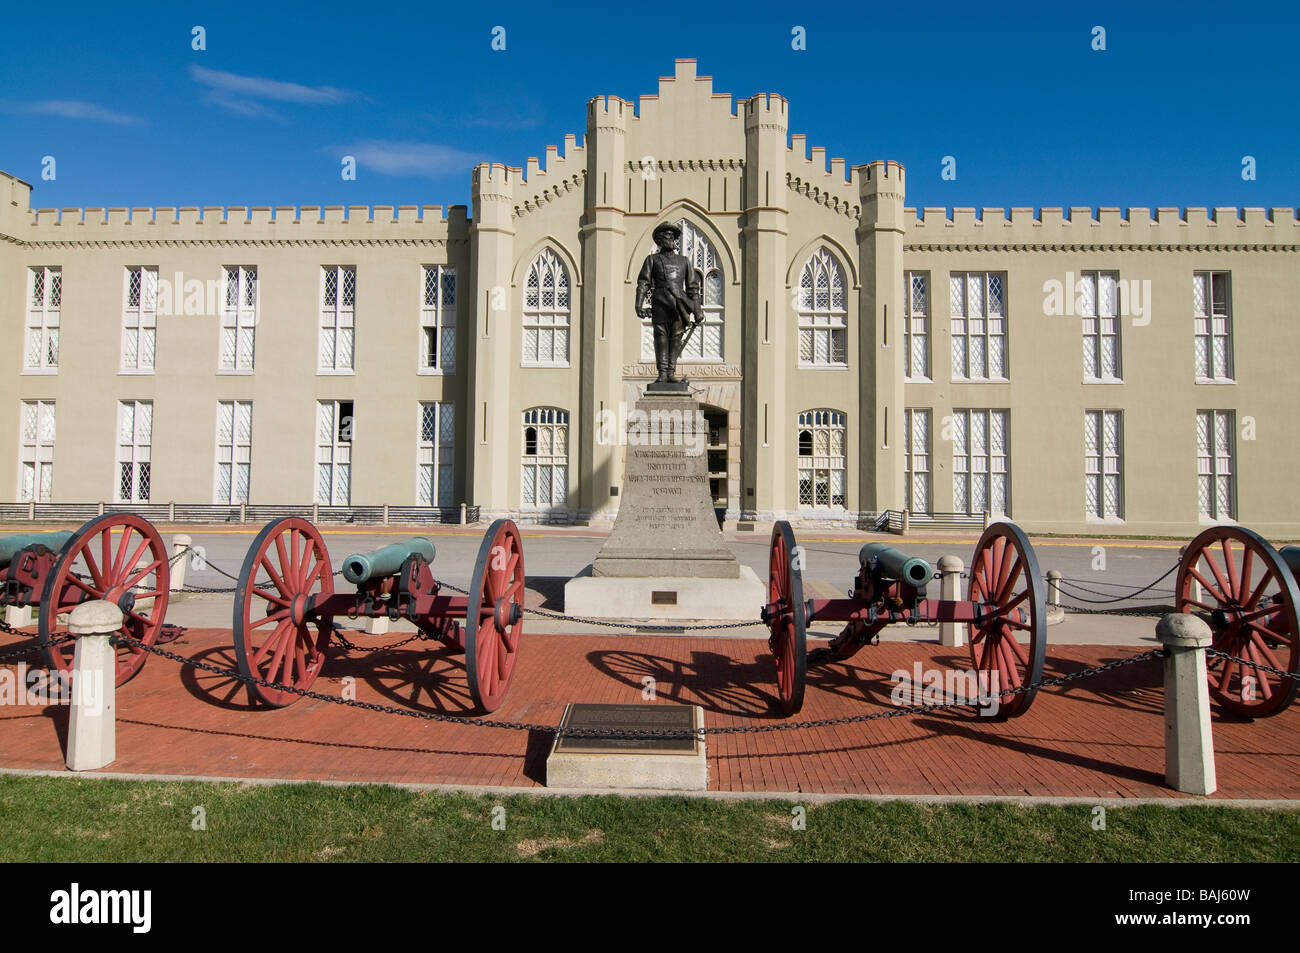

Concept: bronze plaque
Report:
left=555, top=703, right=698, bottom=753
left=651, top=590, right=678, bottom=605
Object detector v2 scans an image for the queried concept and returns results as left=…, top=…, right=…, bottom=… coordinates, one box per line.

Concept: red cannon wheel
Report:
left=233, top=517, right=335, bottom=707
left=1176, top=526, right=1300, bottom=718
left=38, top=513, right=171, bottom=687
left=465, top=519, right=524, bottom=713
left=766, top=521, right=807, bottom=715
left=967, top=522, right=1047, bottom=717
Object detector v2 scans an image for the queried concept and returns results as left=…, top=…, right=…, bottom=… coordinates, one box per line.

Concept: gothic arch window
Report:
left=640, top=219, right=724, bottom=362
left=522, top=248, right=571, bottom=366
left=521, top=407, right=569, bottom=508
left=797, top=248, right=847, bottom=365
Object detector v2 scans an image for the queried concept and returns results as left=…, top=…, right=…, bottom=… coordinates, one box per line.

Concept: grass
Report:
left=2, top=775, right=1298, bottom=862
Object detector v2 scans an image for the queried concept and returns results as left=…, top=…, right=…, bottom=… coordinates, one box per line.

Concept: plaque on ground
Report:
left=546, top=702, right=707, bottom=790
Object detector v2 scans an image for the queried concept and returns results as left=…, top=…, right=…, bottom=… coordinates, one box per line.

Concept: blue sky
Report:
left=1, top=0, right=1296, bottom=214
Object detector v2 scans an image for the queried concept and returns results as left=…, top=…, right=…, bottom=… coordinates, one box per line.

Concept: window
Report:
left=19, top=400, right=56, bottom=503
left=952, top=409, right=1009, bottom=516
left=904, top=408, right=931, bottom=514
left=421, top=265, right=456, bottom=372
left=796, top=410, right=847, bottom=508
left=116, top=401, right=152, bottom=503
left=1197, top=410, right=1235, bottom=520
left=215, top=401, right=253, bottom=504
left=797, top=248, right=847, bottom=365
left=121, top=266, right=158, bottom=372
left=521, top=408, right=568, bottom=508
left=320, top=265, right=355, bottom=371
left=1194, top=272, right=1233, bottom=381
left=221, top=266, right=257, bottom=371
left=905, top=271, right=929, bottom=379
left=316, top=400, right=353, bottom=505
left=26, top=266, right=60, bottom=372
left=1084, top=410, right=1123, bottom=519
left=522, top=250, right=570, bottom=366
left=1080, top=271, right=1122, bottom=381
left=417, top=402, right=455, bottom=506
left=641, top=219, right=724, bottom=361
left=950, top=272, right=1007, bottom=380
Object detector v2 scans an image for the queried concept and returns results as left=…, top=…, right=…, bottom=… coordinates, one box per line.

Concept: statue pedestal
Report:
left=564, top=394, right=764, bottom=621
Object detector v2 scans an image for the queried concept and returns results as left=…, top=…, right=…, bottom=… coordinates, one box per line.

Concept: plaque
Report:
left=554, top=703, right=699, bottom=753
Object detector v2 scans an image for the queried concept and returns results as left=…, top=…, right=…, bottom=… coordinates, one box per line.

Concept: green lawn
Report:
left=2, top=775, right=1296, bottom=863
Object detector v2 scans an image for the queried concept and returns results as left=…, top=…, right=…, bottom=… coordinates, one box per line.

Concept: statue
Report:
left=636, top=222, right=704, bottom=387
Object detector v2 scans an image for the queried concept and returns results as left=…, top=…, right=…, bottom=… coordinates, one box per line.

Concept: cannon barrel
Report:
left=0, top=531, right=74, bottom=569
left=1280, top=546, right=1300, bottom=585
left=341, top=537, right=437, bottom=585
left=859, top=543, right=932, bottom=589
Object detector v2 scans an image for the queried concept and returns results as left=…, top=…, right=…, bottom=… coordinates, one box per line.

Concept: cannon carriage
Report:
left=0, top=514, right=170, bottom=685
left=762, top=521, right=1047, bottom=717
left=232, top=517, right=525, bottom=712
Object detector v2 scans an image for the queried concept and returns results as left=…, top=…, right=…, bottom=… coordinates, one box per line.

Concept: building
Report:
left=3, top=59, right=1299, bottom=537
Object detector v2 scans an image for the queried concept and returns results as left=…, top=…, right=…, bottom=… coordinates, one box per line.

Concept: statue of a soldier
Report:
left=636, top=222, right=704, bottom=388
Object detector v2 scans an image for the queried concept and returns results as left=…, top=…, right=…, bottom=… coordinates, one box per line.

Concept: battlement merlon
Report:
left=741, top=92, right=789, bottom=131
left=0, top=169, right=35, bottom=238
left=857, top=161, right=907, bottom=233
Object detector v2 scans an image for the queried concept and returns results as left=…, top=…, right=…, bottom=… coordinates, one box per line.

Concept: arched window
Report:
left=641, top=219, right=724, bottom=361
left=797, top=248, right=847, bottom=365
left=522, top=249, right=571, bottom=366
left=521, top=408, right=568, bottom=507
left=796, top=410, right=846, bottom=508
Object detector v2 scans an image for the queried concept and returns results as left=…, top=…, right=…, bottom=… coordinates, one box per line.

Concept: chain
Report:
left=1206, top=648, right=1298, bottom=682
left=330, top=624, right=429, bottom=654
left=109, top=633, right=1165, bottom=739
left=1051, top=563, right=1181, bottom=604
left=0, top=633, right=74, bottom=663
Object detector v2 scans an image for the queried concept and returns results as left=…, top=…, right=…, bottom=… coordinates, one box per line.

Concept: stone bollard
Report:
left=1156, top=613, right=1216, bottom=795
left=938, top=555, right=964, bottom=647
left=66, top=601, right=122, bottom=772
left=460, top=502, right=467, bottom=525
left=170, top=534, right=192, bottom=592
left=1046, top=569, right=1062, bottom=607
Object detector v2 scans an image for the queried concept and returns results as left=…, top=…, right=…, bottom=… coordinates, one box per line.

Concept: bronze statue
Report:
left=636, top=222, right=704, bottom=387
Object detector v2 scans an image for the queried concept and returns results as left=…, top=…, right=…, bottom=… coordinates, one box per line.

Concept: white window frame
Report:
left=120, top=266, right=158, bottom=373
left=1080, top=271, right=1122, bottom=382
left=640, top=219, right=724, bottom=362
left=1194, top=271, right=1233, bottom=382
left=26, top=266, right=61, bottom=373
left=905, top=271, right=930, bottom=380
left=904, top=408, right=931, bottom=514
left=952, top=408, right=1009, bottom=516
left=116, top=401, right=153, bottom=503
left=417, top=402, right=455, bottom=506
left=420, top=265, right=456, bottom=374
left=522, top=250, right=571, bottom=367
left=796, top=410, right=847, bottom=509
left=215, top=401, right=253, bottom=504
left=1197, top=410, right=1236, bottom=521
left=220, top=266, right=257, bottom=372
left=315, top=400, right=353, bottom=505
left=319, top=265, right=356, bottom=373
left=950, top=272, right=1007, bottom=381
left=1084, top=410, right=1123, bottom=521
left=521, top=408, right=569, bottom=508
left=19, top=400, right=56, bottom=503
left=797, top=248, right=848, bottom=367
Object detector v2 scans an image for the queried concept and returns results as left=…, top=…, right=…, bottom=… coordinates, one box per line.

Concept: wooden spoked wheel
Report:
left=1177, top=526, right=1300, bottom=718
left=967, top=522, right=1047, bottom=718
left=465, top=519, right=524, bottom=713
left=767, top=521, right=807, bottom=715
left=233, top=518, right=335, bottom=708
left=38, top=513, right=171, bottom=687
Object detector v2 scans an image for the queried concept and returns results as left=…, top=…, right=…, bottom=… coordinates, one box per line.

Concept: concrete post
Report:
left=1155, top=613, right=1216, bottom=795
left=938, top=554, right=964, bottom=647
left=312, top=502, right=319, bottom=522
left=983, top=510, right=991, bottom=529
left=239, top=502, right=246, bottom=523
left=383, top=504, right=389, bottom=525
left=170, top=534, right=191, bottom=592
left=168, top=501, right=175, bottom=521
left=4, top=605, right=32, bottom=628
left=460, top=502, right=467, bottom=525
left=28, top=500, right=34, bottom=520
left=901, top=510, right=910, bottom=535
left=1047, top=569, right=1062, bottom=607
left=66, top=601, right=122, bottom=772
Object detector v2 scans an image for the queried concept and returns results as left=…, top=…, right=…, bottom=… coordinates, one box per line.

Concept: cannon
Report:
left=0, top=514, right=171, bottom=686
left=232, top=518, right=525, bottom=712
left=1176, top=526, right=1300, bottom=717
left=762, top=521, right=1046, bottom=716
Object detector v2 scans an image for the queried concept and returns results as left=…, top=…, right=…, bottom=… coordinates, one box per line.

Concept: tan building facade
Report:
left=3, top=59, right=1299, bottom=537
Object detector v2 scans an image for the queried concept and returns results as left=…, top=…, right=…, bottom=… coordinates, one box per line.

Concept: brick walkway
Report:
left=2, top=626, right=1298, bottom=798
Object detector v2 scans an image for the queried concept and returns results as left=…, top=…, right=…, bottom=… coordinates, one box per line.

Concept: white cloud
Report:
left=189, top=65, right=360, bottom=117
left=19, top=100, right=145, bottom=125
left=329, top=140, right=482, bottom=178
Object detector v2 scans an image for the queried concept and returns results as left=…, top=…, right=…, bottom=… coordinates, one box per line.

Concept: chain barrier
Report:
left=1206, top=648, right=1298, bottom=682
left=107, top=633, right=1165, bottom=739
left=0, top=632, right=73, bottom=663
left=1051, top=563, right=1181, bottom=604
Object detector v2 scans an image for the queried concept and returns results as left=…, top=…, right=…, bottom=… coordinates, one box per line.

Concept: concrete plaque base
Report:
left=546, top=703, right=707, bottom=791
left=565, top=564, right=765, bottom=621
